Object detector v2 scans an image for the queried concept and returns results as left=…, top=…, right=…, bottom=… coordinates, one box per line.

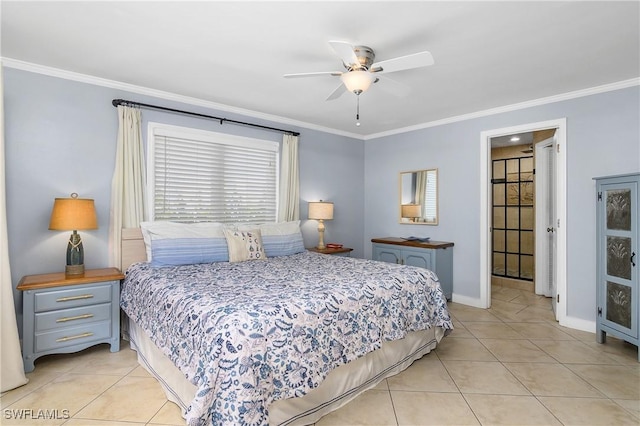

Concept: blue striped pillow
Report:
left=150, top=237, right=229, bottom=267
left=262, top=233, right=305, bottom=257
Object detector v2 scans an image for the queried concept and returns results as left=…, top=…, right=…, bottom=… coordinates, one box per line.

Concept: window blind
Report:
left=425, top=172, right=437, bottom=222
left=148, top=124, right=279, bottom=223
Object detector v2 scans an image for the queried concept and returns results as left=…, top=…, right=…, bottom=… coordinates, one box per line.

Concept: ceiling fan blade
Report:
left=328, top=40, right=360, bottom=67
left=325, top=84, right=347, bottom=101
left=371, top=51, right=434, bottom=74
left=284, top=71, right=342, bottom=78
left=375, top=75, right=412, bottom=98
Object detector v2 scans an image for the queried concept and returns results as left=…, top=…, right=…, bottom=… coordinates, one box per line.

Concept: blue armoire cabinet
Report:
left=594, top=173, right=639, bottom=361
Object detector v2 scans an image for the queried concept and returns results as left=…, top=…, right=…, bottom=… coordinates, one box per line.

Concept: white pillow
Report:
left=140, top=221, right=225, bottom=261
left=236, top=220, right=301, bottom=236
left=223, top=228, right=266, bottom=262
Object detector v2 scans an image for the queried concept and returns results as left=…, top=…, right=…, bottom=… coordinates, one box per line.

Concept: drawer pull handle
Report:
left=56, top=294, right=94, bottom=302
left=56, top=332, right=94, bottom=342
left=56, top=313, right=94, bottom=323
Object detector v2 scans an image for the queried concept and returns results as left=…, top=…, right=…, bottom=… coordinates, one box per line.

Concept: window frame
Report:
left=146, top=122, right=280, bottom=222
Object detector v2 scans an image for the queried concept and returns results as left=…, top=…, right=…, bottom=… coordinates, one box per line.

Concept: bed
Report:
left=119, top=222, right=452, bottom=425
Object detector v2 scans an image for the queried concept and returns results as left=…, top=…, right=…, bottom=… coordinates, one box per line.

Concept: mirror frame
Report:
left=399, top=168, right=438, bottom=225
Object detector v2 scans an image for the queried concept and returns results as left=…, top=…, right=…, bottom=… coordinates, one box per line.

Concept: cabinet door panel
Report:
left=403, top=248, right=432, bottom=270
left=373, top=245, right=401, bottom=264
left=607, top=236, right=632, bottom=280
left=606, top=281, right=632, bottom=329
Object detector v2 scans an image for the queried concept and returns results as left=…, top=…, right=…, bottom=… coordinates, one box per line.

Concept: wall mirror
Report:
left=399, top=169, right=438, bottom=225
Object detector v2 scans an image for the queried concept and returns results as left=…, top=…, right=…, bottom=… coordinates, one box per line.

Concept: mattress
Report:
left=120, top=251, right=452, bottom=425
left=127, top=318, right=445, bottom=425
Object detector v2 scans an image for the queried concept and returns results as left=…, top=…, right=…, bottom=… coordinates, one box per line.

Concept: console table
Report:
left=372, top=237, right=454, bottom=300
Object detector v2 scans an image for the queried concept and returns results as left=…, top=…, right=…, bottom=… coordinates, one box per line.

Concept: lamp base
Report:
left=65, top=230, right=85, bottom=275
left=316, top=220, right=326, bottom=250
left=65, top=264, right=85, bottom=275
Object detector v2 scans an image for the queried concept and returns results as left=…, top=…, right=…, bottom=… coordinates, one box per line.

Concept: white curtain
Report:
left=278, top=134, right=300, bottom=222
left=108, top=105, right=146, bottom=270
left=0, top=65, right=28, bottom=392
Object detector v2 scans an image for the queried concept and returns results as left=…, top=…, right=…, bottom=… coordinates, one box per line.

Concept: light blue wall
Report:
left=5, top=66, right=639, bottom=330
left=364, top=86, right=640, bottom=323
left=3, top=67, right=364, bottom=334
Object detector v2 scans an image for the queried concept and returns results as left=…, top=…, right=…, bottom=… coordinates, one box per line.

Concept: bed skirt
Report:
left=127, top=317, right=445, bottom=425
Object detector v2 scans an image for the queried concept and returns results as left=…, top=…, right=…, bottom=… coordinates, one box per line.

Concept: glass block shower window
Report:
left=492, top=156, right=534, bottom=280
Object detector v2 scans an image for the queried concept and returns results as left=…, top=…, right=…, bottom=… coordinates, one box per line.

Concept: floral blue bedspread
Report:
left=120, top=251, right=452, bottom=425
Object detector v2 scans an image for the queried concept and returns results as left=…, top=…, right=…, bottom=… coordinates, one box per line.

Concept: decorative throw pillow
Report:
left=236, top=221, right=305, bottom=257
left=223, top=229, right=266, bottom=262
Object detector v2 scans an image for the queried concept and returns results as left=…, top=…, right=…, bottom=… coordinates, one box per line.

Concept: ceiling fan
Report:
left=284, top=40, right=434, bottom=100
left=284, top=41, right=434, bottom=125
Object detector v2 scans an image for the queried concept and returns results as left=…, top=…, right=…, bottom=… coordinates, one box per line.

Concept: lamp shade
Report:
left=401, top=204, right=422, bottom=219
left=308, top=201, right=334, bottom=220
left=340, top=70, right=376, bottom=93
left=49, top=194, right=98, bottom=231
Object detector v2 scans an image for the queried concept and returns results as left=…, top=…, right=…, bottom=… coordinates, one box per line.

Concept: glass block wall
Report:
left=492, top=156, right=535, bottom=280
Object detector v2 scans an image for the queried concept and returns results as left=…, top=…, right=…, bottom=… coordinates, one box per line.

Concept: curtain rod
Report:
left=111, top=99, right=300, bottom=137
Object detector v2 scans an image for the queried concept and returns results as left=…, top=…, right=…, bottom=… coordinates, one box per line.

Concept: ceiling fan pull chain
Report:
left=356, top=95, right=361, bottom=127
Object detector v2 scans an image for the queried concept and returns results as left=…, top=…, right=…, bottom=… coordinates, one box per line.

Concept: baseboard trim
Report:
left=561, top=316, right=596, bottom=333
left=451, top=293, right=486, bottom=308
left=451, top=293, right=597, bottom=334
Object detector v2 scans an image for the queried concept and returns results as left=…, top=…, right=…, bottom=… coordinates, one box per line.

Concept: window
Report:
left=148, top=123, right=279, bottom=223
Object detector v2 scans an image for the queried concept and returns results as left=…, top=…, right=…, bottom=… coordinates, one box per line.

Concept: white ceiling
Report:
left=2, top=1, right=639, bottom=139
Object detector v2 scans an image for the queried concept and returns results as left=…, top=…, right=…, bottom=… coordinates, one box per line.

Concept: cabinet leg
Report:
left=596, top=328, right=606, bottom=344
left=23, top=357, right=35, bottom=373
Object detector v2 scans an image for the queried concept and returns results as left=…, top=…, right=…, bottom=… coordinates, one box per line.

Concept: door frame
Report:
left=479, top=118, right=567, bottom=325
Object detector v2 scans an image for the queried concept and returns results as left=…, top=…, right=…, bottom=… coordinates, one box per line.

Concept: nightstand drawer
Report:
left=35, top=303, right=111, bottom=332
left=34, top=283, right=113, bottom=312
left=35, top=321, right=111, bottom=352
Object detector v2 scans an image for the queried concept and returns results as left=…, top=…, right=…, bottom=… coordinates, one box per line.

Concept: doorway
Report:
left=479, top=119, right=567, bottom=325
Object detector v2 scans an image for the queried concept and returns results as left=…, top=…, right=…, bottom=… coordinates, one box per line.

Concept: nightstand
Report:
left=307, top=247, right=354, bottom=256
left=17, top=267, right=124, bottom=372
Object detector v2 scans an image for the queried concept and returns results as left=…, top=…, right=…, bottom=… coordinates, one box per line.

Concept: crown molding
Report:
left=365, top=77, right=640, bottom=140
left=0, top=58, right=364, bottom=140
left=3, top=58, right=637, bottom=142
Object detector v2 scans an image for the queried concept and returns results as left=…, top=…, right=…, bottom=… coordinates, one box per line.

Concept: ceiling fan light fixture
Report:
left=340, top=70, right=376, bottom=94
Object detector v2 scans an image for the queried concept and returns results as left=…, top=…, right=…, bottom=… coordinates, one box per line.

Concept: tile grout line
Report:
left=436, top=348, right=484, bottom=425
left=64, top=372, right=130, bottom=423
left=385, top=380, right=400, bottom=426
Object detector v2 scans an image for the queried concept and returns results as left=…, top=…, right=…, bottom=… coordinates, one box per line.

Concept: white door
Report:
left=535, top=136, right=558, bottom=318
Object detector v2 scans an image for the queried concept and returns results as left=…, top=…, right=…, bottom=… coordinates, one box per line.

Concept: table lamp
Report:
left=49, top=193, right=98, bottom=275
left=401, top=204, right=422, bottom=223
left=308, top=201, right=334, bottom=250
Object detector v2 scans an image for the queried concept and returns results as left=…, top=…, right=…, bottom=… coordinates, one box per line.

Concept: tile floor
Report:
left=2, top=285, right=638, bottom=425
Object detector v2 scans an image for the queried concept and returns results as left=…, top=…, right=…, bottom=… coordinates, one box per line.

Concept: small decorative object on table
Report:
left=404, top=236, right=431, bottom=242
left=307, top=245, right=353, bottom=256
